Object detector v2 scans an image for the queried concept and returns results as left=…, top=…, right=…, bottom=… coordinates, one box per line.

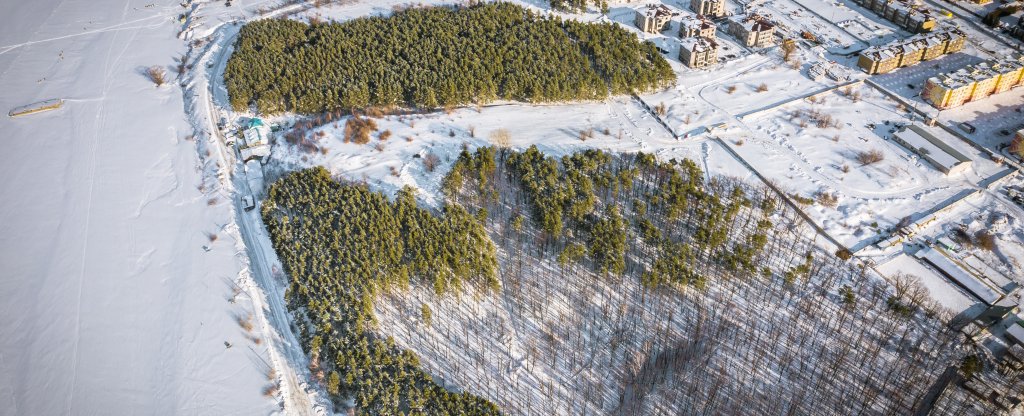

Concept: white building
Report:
left=916, top=247, right=1003, bottom=305
left=892, top=125, right=972, bottom=176
left=242, top=118, right=271, bottom=147
left=1008, top=325, right=1024, bottom=346
left=241, top=117, right=272, bottom=163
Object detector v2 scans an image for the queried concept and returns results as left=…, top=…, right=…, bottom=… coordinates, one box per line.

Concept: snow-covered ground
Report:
left=273, top=97, right=755, bottom=208
left=0, top=0, right=317, bottom=414
left=719, top=83, right=1006, bottom=250
left=5, top=0, right=1016, bottom=413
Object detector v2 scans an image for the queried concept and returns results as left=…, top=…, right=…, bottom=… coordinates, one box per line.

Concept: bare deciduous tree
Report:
left=423, top=152, right=440, bottom=172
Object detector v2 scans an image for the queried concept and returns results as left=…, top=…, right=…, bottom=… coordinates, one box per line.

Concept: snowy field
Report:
left=0, top=0, right=291, bottom=413
left=271, top=98, right=756, bottom=208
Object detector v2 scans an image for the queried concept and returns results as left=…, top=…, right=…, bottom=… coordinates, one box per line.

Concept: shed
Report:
left=1007, top=322, right=1024, bottom=346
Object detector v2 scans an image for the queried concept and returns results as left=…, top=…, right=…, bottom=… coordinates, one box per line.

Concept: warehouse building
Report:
left=891, top=125, right=972, bottom=176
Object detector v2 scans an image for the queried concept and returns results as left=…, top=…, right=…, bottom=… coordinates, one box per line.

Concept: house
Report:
left=680, top=14, right=716, bottom=38
left=245, top=159, right=265, bottom=195
left=923, top=54, right=1024, bottom=109
left=635, top=5, right=675, bottom=34
left=240, top=117, right=272, bottom=163
left=690, top=0, right=725, bottom=18
left=243, top=117, right=271, bottom=147
left=240, top=143, right=271, bottom=163
left=891, top=125, right=972, bottom=176
left=679, top=36, right=719, bottom=68
left=728, top=14, right=775, bottom=48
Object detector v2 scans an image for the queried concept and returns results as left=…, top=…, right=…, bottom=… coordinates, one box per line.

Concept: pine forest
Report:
left=224, top=2, right=675, bottom=114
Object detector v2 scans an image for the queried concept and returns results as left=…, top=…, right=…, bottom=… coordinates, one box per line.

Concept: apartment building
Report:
left=679, top=36, right=719, bottom=68
left=680, top=14, right=716, bottom=38
left=635, top=5, right=675, bottom=34
left=690, top=0, right=726, bottom=18
left=923, top=54, right=1024, bottom=109
left=857, top=28, right=965, bottom=74
left=851, top=0, right=937, bottom=33
left=728, top=14, right=775, bottom=48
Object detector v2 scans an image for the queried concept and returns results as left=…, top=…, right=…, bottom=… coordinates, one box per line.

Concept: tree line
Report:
left=262, top=167, right=500, bottom=414
left=224, top=2, right=675, bottom=114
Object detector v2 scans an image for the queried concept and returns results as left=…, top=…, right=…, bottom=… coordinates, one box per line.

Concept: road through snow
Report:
left=190, top=16, right=322, bottom=415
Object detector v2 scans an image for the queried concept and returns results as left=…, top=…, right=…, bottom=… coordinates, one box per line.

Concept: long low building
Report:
left=923, top=54, right=1024, bottom=109
left=892, top=125, right=971, bottom=175
left=916, top=247, right=1004, bottom=305
left=857, top=28, right=965, bottom=74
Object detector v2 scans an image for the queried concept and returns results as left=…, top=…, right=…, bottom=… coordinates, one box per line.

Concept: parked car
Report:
left=242, top=195, right=256, bottom=211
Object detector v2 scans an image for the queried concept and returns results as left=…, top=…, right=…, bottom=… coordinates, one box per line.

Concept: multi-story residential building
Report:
left=690, top=0, right=725, bottom=18
left=923, top=54, right=1024, bottom=109
left=858, top=48, right=901, bottom=74
left=993, top=59, right=1024, bottom=93
left=924, top=71, right=976, bottom=109
left=680, top=14, right=716, bottom=38
left=679, top=36, right=719, bottom=68
left=857, top=28, right=965, bottom=74
left=728, top=14, right=775, bottom=48
left=635, top=5, right=675, bottom=34
left=851, top=0, right=937, bottom=33
left=968, top=63, right=999, bottom=101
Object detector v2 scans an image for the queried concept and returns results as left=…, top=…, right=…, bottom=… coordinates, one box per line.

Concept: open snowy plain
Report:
left=0, top=0, right=295, bottom=414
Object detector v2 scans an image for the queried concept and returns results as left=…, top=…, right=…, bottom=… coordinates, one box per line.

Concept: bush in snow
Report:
left=855, top=149, right=884, bottom=166
left=146, top=66, right=166, bottom=87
